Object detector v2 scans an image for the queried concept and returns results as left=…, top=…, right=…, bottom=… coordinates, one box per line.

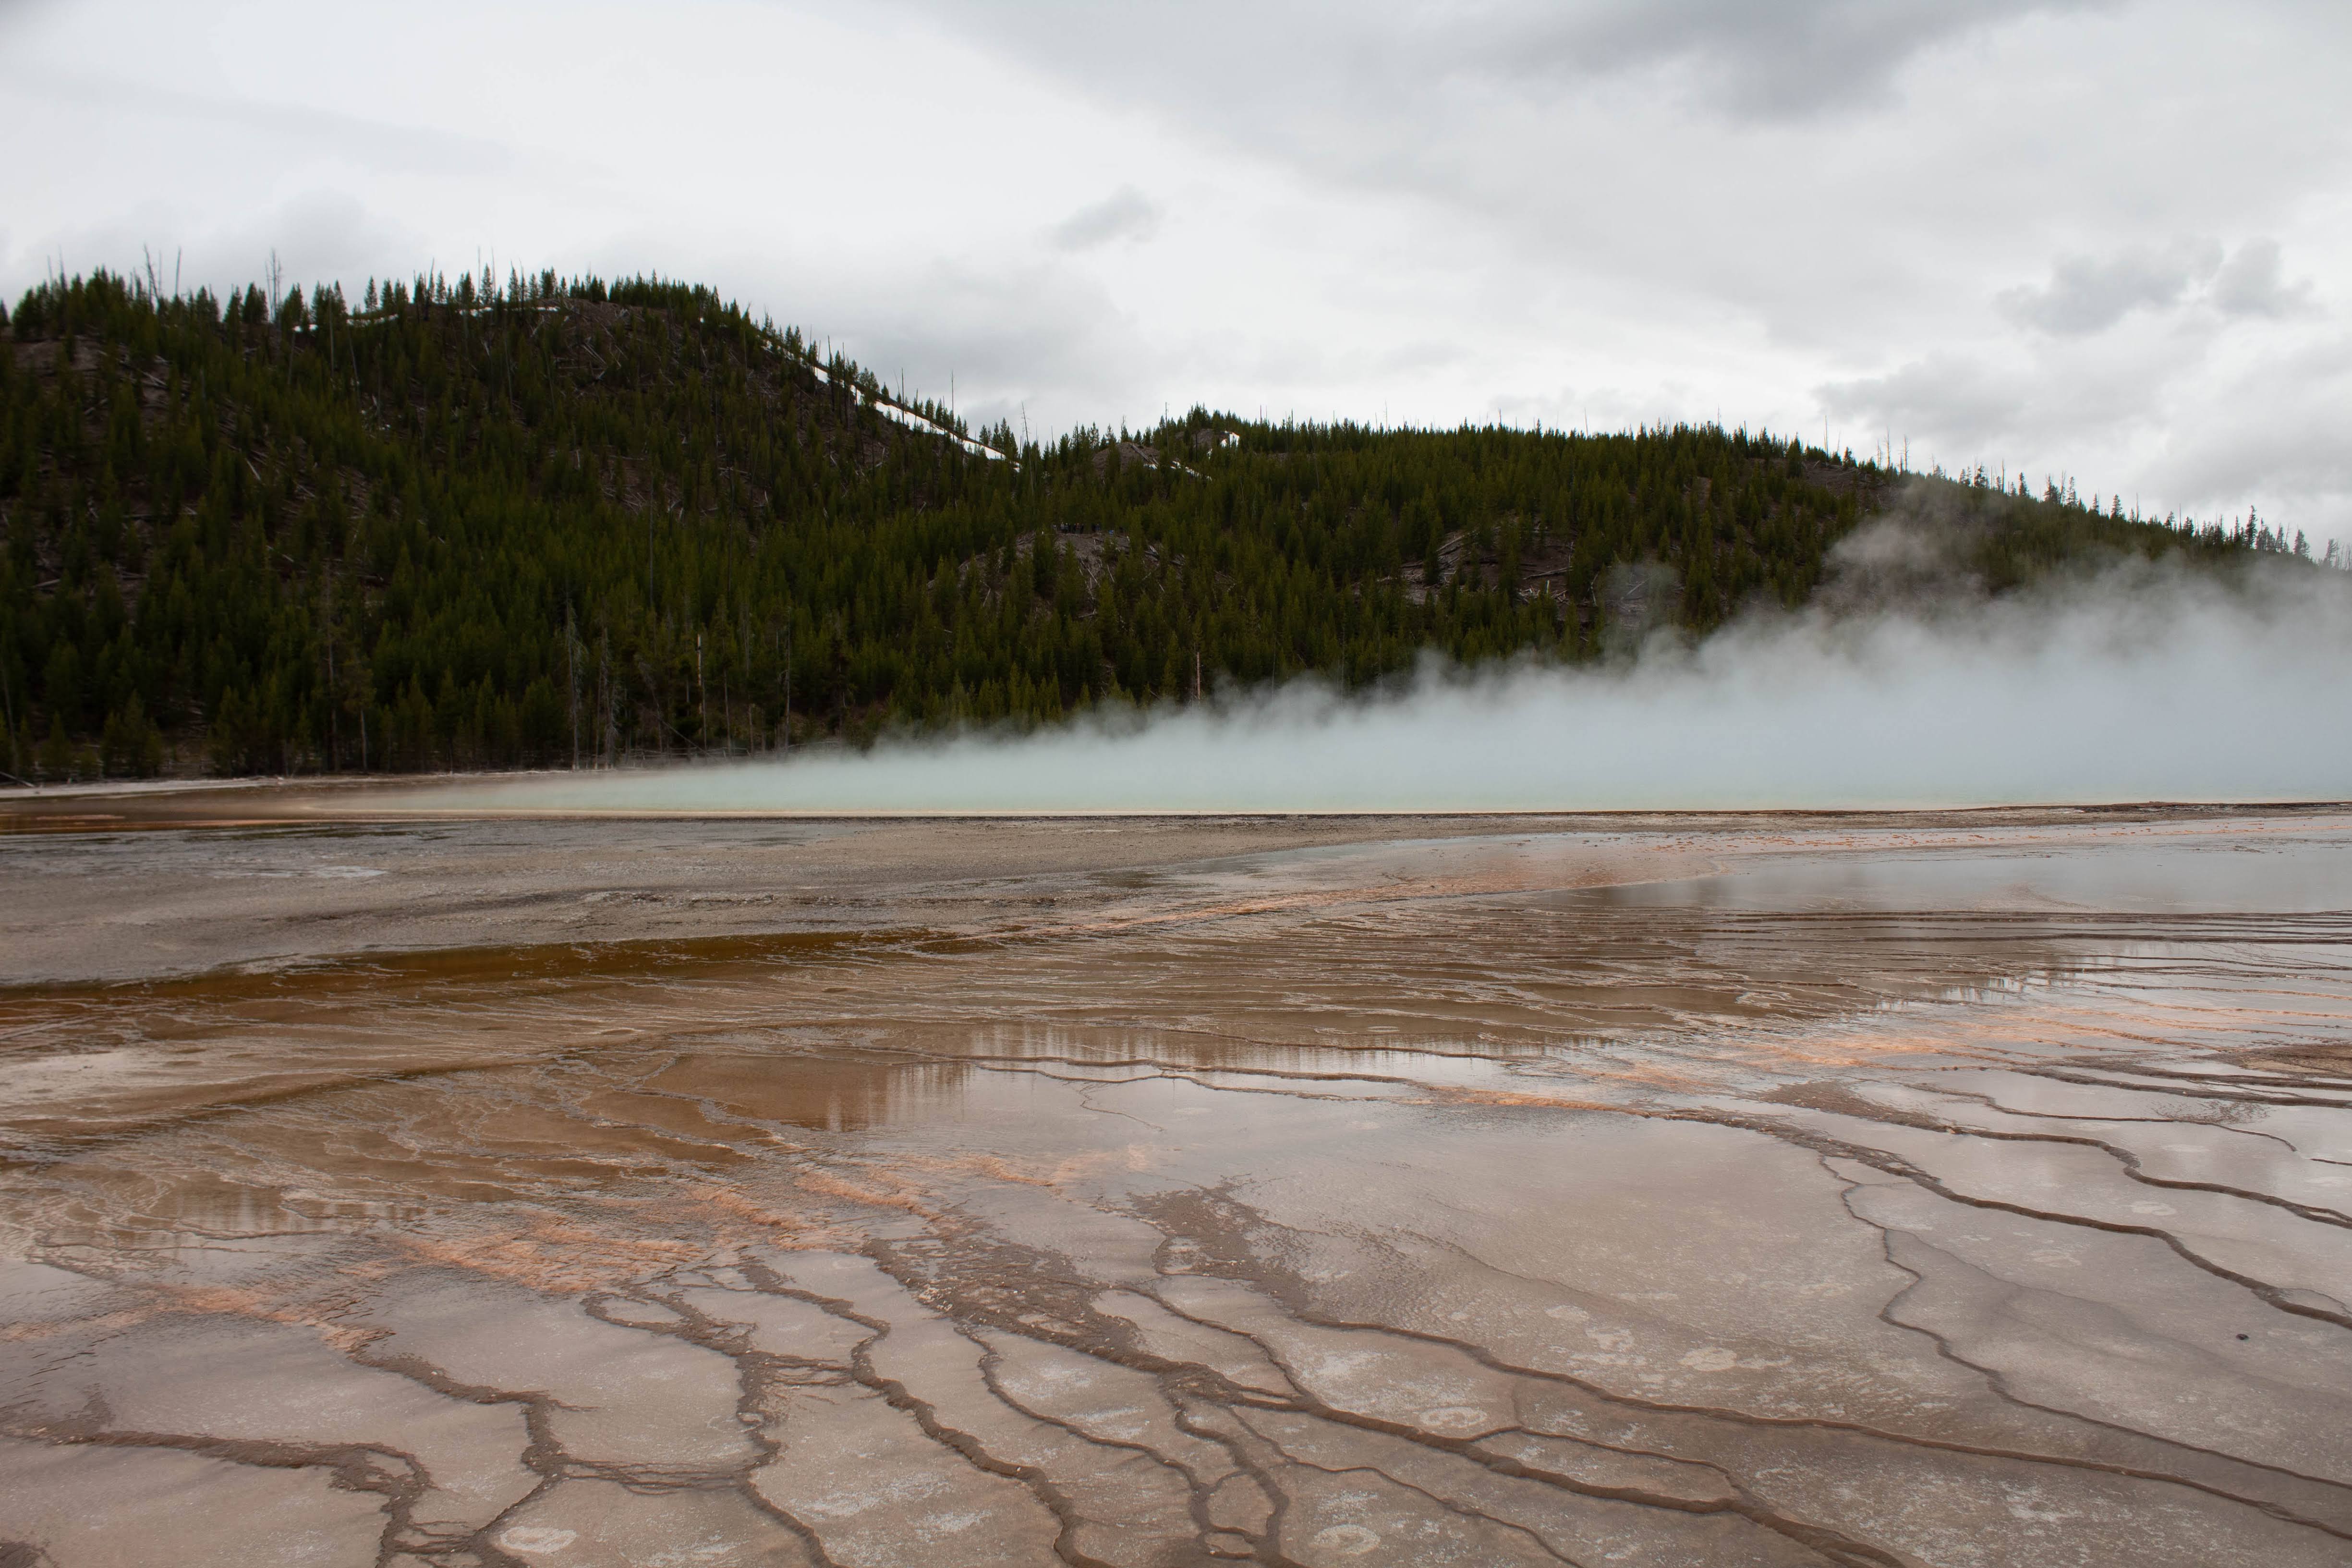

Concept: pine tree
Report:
left=0, top=267, right=2292, bottom=778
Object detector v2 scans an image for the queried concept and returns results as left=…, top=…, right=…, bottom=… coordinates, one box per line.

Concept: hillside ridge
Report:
left=0, top=267, right=2308, bottom=780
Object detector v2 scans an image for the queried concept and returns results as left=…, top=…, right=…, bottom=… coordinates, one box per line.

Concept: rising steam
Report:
left=402, top=545, right=2352, bottom=816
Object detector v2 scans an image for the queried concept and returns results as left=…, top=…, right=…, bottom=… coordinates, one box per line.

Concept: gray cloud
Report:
left=1996, top=238, right=2222, bottom=335
left=744, top=255, right=1162, bottom=435
left=2211, top=236, right=2312, bottom=318
left=1818, top=352, right=2023, bottom=454
left=889, top=0, right=2113, bottom=128
left=1047, top=186, right=1162, bottom=252
left=1996, top=236, right=2318, bottom=337
left=6, top=69, right=513, bottom=176
left=3, top=188, right=419, bottom=314
left=2144, top=332, right=2352, bottom=514
left=1467, top=0, right=2110, bottom=119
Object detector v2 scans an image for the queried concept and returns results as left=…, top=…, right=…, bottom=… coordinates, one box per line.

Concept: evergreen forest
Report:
left=0, top=267, right=2316, bottom=780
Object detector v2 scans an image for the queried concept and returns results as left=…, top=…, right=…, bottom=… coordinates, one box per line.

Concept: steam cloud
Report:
left=410, top=548, right=2352, bottom=816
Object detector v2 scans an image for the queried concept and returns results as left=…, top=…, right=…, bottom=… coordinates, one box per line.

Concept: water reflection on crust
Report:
left=1, top=814, right=2350, bottom=1566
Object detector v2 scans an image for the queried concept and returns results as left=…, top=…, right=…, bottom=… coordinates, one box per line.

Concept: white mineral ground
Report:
left=1, top=794, right=2350, bottom=1566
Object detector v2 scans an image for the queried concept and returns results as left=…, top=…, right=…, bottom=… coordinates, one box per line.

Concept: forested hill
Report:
left=0, top=268, right=2304, bottom=780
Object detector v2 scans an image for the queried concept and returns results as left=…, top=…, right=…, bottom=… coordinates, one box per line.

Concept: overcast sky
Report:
left=3, top=0, right=2346, bottom=540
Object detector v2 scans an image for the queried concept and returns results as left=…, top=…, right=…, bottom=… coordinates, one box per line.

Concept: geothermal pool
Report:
left=1, top=803, right=2350, bottom=1566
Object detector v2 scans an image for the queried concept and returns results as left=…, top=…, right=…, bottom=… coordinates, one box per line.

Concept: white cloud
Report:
left=1, top=0, right=2348, bottom=542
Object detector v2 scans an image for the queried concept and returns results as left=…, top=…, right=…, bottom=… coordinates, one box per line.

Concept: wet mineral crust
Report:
left=1, top=804, right=2349, bottom=1565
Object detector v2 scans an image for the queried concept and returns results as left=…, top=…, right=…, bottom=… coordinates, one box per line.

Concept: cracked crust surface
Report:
left=2, top=805, right=2350, bottom=1564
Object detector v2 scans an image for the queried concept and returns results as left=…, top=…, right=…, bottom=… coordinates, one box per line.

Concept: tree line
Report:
left=0, top=267, right=2300, bottom=781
